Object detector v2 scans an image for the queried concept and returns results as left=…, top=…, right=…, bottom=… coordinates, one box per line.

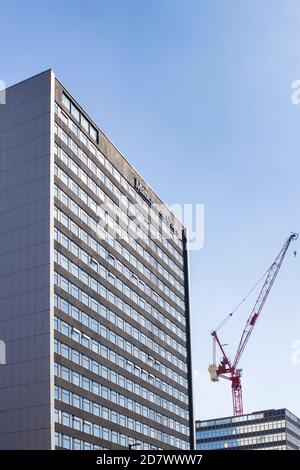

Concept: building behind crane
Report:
left=196, top=408, right=300, bottom=450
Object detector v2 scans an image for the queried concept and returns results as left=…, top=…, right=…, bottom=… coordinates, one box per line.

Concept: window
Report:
left=62, top=435, right=71, bottom=449
left=108, top=273, right=115, bottom=285
left=54, top=386, right=59, bottom=400
left=90, top=125, right=98, bottom=141
left=102, top=366, right=108, bottom=379
left=71, top=103, right=80, bottom=121
left=93, top=403, right=101, bottom=417
left=61, top=131, right=68, bottom=146
left=81, top=115, right=89, bottom=132
left=94, top=424, right=100, bottom=438
left=119, top=395, right=126, bottom=408
left=62, top=94, right=71, bottom=111
left=81, top=313, right=89, bottom=327
left=92, top=381, right=100, bottom=396
left=61, top=412, right=70, bottom=429
left=73, top=439, right=81, bottom=450
left=103, top=428, right=110, bottom=442
left=61, top=344, right=69, bottom=359
left=73, top=417, right=82, bottom=431
left=61, top=366, right=70, bottom=381
left=83, top=421, right=91, bottom=434
left=72, top=371, right=80, bottom=387
left=120, top=415, right=126, bottom=428
left=73, top=394, right=81, bottom=409
left=71, top=121, right=79, bottom=137
left=81, top=132, right=88, bottom=147
left=102, top=407, right=109, bottom=421
left=108, top=253, right=115, bottom=265
left=82, top=376, right=90, bottom=391
left=83, top=398, right=90, bottom=413
left=111, top=371, right=117, bottom=384
left=61, top=112, right=68, bottom=126
left=72, top=349, right=80, bottom=364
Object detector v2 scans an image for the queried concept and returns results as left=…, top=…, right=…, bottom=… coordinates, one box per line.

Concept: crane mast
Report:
left=208, top=232, right=298, bottom=416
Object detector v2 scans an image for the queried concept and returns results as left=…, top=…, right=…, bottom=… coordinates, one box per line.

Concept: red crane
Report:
left=208, top=232, right=298, bottom=416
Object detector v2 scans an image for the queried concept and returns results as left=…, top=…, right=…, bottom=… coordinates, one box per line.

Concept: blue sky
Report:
left=2, top=0, right=300, bottom=421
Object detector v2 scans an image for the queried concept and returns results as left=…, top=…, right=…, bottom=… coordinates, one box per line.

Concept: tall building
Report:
left=0, top=70, right=194, bottom=450
left=196, top=409, right=300, bottom=450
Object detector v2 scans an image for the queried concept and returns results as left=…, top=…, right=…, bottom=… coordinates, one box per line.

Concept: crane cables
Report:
left=213, top=263, right=275, bottom=333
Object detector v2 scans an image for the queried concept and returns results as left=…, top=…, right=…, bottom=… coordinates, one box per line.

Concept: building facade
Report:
left=0, top=70, right=194, bottom=450
left=196, top=409, right=300, bottom=450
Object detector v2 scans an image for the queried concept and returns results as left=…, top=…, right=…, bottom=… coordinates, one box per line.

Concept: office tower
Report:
left=196, top=408, right=300, bottom=450
left=0, top=70, right=194, bottom=450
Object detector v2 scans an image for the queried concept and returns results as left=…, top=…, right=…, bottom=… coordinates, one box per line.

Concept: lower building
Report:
left=196, top=409, right=300, bottom=450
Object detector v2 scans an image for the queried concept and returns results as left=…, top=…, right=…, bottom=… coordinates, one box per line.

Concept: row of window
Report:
left=54, top=248, right=186, bottom=374
left=53, top=155, right=184, bottom=302
left=55, top=384, right=189, bottom=439
left=55, top=205, right=185, bottom=340
left=55, top=432, right=106, bottom=450
left=53, top=165, right=185, bottom=315
left=55, top=309, right=186, bottom=391
left=197, top=413, right=265, bottom=428
left=57, top=101, right=183, bottom=252
left=61, top=94, right=98, bottom=142
left=54, top=142, right=183, bottom=275
left=54, top=273, right=187, bottom=391
left=261, top=445, right=287, bottom=450
left=197, top=432, right=286, bottom=450
left=54, top=338, right=188, bottom=406
left=196, top=420, right=286, bottom=439
left=55, top=290, right=185, bottom=387
left=55, top=342, right=189, bottom=420
left=54, top=143, right=184, bottom=298
left=54, top=312, right=186, bottom=395
left=55, top=431, right=162, bottom=450
left=54, top=187, right=185, bottom=327
left=54, top=228, right=186, bottom=358
left=54, top=122, right=183, bottom=273
left=55, top=408, right=189, bottom=449
left=55, top=361, right=189, bottom=424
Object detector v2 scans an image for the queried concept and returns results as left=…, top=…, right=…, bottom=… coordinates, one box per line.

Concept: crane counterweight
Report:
left=208, top=365, right=219, bottom=382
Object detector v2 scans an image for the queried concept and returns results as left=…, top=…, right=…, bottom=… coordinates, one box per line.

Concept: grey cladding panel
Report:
left=0, top=70, right=52, bottom=449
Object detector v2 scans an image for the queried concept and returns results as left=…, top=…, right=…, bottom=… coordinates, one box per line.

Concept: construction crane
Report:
left=208, top=232, right=298, bottom=416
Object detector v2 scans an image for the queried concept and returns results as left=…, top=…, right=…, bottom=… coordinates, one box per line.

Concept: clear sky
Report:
left=1, top=0, right=300, bottom=421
